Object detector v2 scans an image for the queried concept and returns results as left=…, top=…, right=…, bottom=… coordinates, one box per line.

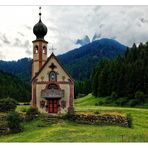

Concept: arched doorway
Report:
left=46, top=83, right=59, bottom=113
left=41, top=83, right=64, bottom=113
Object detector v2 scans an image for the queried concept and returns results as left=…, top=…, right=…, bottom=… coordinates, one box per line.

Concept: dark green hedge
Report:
left=0, top=98, right=18, bottom=112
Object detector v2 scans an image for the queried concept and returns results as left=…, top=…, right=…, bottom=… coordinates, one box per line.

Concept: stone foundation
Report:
left=67, top=113, right=132, bottom=127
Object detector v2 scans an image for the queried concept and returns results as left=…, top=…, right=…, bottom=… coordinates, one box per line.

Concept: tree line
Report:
left=0, top=70, right=31, bottom=102
left=91, top=42, right=148, bottom=100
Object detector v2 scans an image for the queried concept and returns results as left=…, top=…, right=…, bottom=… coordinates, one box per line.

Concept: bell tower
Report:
left=32, top=7, right=48, bottom=78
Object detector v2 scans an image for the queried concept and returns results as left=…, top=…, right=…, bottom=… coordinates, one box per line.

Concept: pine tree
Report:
left=91, top=41, right=148, bottom=103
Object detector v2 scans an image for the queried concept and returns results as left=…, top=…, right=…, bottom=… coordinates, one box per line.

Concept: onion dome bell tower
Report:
left=32, top=7, right=48, bottom=78
left=33, top=11, right=47, bottom=40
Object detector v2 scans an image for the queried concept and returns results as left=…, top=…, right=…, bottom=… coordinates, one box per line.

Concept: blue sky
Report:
left=0, top=6, right=148, bottom=61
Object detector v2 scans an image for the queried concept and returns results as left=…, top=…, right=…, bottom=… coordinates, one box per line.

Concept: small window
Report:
left=49, top=71, right=57, bottom=81
left=34, top=45, right=38, bottom=54
left=43, top=46, right=47, bottom=54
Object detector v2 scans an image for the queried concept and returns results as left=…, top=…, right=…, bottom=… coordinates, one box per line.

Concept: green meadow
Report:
left=0, top=94, right=148, bottom=142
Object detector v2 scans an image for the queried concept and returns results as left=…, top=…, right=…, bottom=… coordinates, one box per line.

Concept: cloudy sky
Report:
left=0, top=5, right=148, bottom=61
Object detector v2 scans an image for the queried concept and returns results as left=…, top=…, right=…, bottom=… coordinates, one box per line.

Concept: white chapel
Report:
left=31, top=9, right=74, bottom=114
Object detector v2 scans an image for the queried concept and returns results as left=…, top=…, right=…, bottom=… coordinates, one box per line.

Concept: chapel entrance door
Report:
left=47, top=99, right=59, bottom=113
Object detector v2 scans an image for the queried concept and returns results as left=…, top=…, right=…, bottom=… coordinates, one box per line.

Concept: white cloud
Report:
left=0, top=6, right=148, bottom=61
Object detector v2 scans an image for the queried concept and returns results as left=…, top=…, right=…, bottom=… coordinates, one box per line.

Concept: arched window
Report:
left=48, top=84, right=59, bottom=89
left=34, top=45, right=38, bottom=54
left=43, top=46, right=47, bottom=54
left=49, top=71, right=57, bottom=81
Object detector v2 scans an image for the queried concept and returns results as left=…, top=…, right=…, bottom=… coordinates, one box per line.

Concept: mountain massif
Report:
left=0, top=38, right=127, bottom=81
left=0, top=58, right=32, bottom=82
left=58, top=38, right=127, bottom=80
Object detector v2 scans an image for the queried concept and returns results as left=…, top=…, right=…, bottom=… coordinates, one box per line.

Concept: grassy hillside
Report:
left=0, top=95, right=148, bottom=142
left=75, top=94, right=100, bottom=106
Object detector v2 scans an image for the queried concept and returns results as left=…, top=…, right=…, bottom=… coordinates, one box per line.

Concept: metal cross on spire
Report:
left=49, top=45, right=56, bottom=54
left=39, top=6, right=42, bottom=21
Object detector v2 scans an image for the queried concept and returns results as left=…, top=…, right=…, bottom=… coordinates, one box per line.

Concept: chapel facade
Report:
left=31, top=10, right=74, bottom=114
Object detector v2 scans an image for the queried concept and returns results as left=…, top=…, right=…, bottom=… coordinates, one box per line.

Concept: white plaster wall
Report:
left=36, top=83, right=70, bottom=113
left=33, top=54, right=38, bottom=60
left=42, top=53, right=47, bottom=61
left=36, top=56, right=70, bottom=82
left=59, top=84, right=70, bottom=108
left=36, top=84, right=47, bottom=113
left=34, top=54, right=73, bottom=114
left=33, top=61, right=39, bottom=76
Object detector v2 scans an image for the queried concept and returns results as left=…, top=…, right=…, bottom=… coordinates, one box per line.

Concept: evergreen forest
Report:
left=91, top=42, right=148, bottom=106
left=0, top=70, right=31, bottom=102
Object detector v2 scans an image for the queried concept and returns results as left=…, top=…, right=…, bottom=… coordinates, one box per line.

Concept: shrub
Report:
left=78, top=94, right=86, bottom=98
left=94, top=111, right=100, bottom=114
left=111, top=91, right=118, bottom=99
left=127, top=113, right=132, bottom=128
left=127, top=94, right=134, bottom=100
left=95, top=103, right=99, bottom=106
left=36, top=119, right=48, bottom=127
left=0, top=98, right=18, bottom=112
left=115, top=98, right=128, bottom=106
left=98, top=101, right=104, bottom=105
left=68, top=106, right=75, bottom=115
left=0, top=113, right=9, bottom=135
left=7, top=111, right=23, bottom=133
left=135, top=91, right=145, bottom=103
left=104, top=97, right=112, bottom=104
left=20, top=107, right=28, bottom=113
left=25, top=107, right=39, bottom=121
left=128, top=99, right=139, bottom=107
left=23, top=102, right=30, bottom=105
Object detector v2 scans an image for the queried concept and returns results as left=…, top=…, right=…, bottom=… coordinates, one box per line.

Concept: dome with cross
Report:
left=33, top=7, right=48, bottom=40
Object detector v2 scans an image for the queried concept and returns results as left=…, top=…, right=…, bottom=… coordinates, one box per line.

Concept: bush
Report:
left=0, top=98, right=18, bottom=112
left=95, top=103, right=99, bottom=106
left=7, top=111, right=23, bottom=133
left=128, top=99, right=139, bottom=107
left=115, top=98, right=128, bottom=106
left=68, top=106, right=75, bottom=115
left=98, top=101, right=104, bottom=105
left=78, top=94, right=86, bottom=98
left=20, top=107, right=28, bottom=113
left=135, top=91, right=145, bottom=103
left=94, top=111, right=100, bottom=114
left=0, top=113, right=9, bottom=135
left=23, top=102, right=30, bottom=105
left=26, top=107, right=39, bottom=121
left=127, top=94, right=134, bottom=100
left=111, top=91, right=118, bottom=99
left=36, top=119, right=48, bottom=127
left=127, top=113, right=132, bottom=128
left=104, top=97, right=112, bottom=104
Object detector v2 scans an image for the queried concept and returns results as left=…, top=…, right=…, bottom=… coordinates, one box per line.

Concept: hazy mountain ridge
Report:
left=0, top=38, right=127, bottom=81
left=0, top=58, right=32, bottom=81
left=58, top=38, right=127, bottom=80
